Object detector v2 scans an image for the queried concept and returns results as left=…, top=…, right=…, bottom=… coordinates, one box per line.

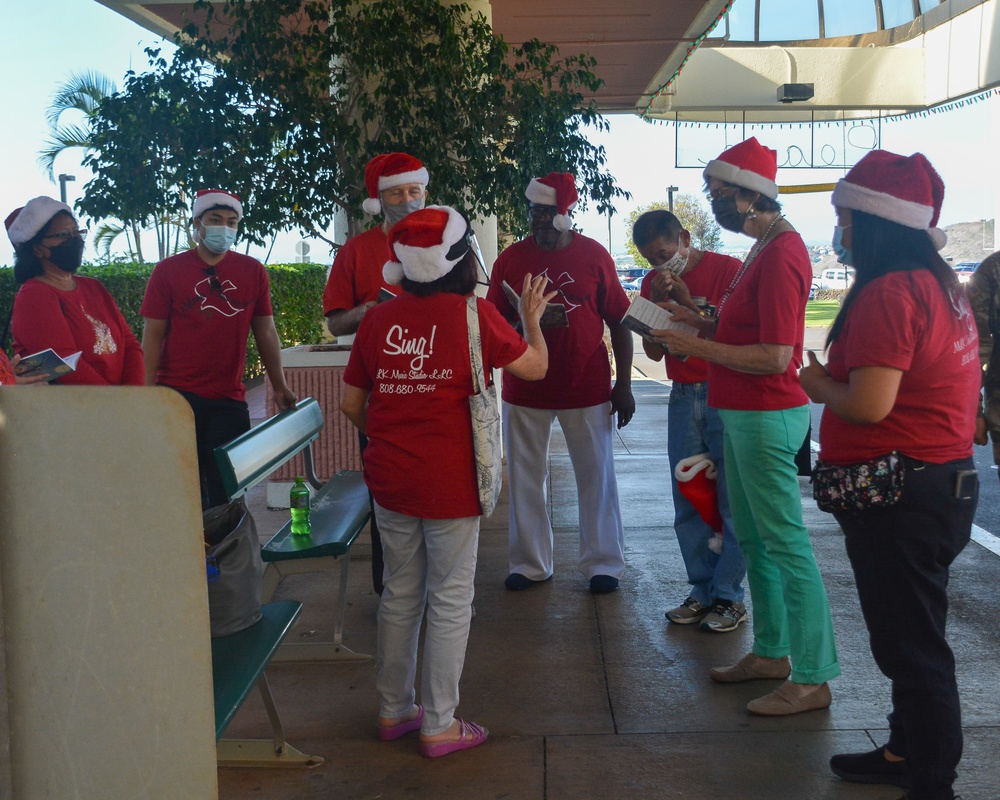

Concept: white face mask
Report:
left=653, top=250, right=688, bottom=275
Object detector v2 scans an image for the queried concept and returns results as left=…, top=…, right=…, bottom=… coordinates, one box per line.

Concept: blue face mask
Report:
left=201, top=225, right=238, bottom=255
left=832, top=225, right=853, bottom=266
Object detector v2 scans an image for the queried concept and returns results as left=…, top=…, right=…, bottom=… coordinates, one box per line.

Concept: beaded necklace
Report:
left=715, top=213, right=784, bottom=319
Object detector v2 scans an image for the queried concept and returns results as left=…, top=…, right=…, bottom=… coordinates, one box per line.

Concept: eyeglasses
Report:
left=705, top=186, right=738, bottom=202
left=204, top=266, right=233, bottom=303
left=528, top=204, right=559, bottom=220
left=42, top=228, right=88, bottom=243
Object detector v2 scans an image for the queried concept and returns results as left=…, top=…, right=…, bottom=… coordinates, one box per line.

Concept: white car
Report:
left=816, top=268, right=855, bottom=290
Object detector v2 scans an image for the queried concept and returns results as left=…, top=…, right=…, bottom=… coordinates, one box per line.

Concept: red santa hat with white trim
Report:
left=362, top=152, right=430, bottom=216
left=702, top=137, right=779, bottom=200
left=831, top=149, right=947, bottom=250
left=524, top=172, right=578, bottom=232
left=382, top=206, right=470, bottom=285
left=192, top=188, right=243, bottom=221
left=5, top=196, right=73, bottom=246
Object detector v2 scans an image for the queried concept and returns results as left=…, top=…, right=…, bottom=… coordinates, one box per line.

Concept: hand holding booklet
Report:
left=14, top=349, right=82, bottom=382
left=620, top=296, right=699, bottom=360
left=501, top=280, right=569, bottom=329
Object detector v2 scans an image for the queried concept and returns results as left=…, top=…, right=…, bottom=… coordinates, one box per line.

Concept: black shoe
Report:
left=830, top=747, right=911, bottom=788
left=589, top=575, right=619, bottom=594
left=505, top=572, right=544, bottom=591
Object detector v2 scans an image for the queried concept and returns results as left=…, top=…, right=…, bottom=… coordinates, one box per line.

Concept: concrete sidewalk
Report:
left=226, top=335, right=1000, bottom=800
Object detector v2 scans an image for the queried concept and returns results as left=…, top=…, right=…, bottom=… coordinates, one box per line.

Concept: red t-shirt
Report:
left=819, top=271, right=980, bottom=464
left=140, top=248, right=273, bottom=402
left=486, top=233, right=630, bottom=409
left=344, top=293, right=527, bottom=518
left=0, top=351, right=15, bottom=386
left=639, top=251, right=742, bottom=384
left=12, top=276, right=144, bottom=386
left=708, top=231, right=811, bottom=411
left=322, top=226, right=395, bottom=315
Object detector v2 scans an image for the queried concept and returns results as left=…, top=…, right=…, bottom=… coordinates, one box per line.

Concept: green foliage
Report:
left=38, top=70, right=117, bottom=181
left=625, top=196, right=723, bottom=267
left=79, top=0, right=628, bottom=248
left=0, top=261, right=326, bottom=383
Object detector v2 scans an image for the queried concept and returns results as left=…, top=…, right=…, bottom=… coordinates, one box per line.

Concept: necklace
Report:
left=715, top=214, right=784, bottom=319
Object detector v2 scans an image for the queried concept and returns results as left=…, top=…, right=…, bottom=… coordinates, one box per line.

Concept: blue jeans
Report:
left=667, top=382, right=745, bottom=605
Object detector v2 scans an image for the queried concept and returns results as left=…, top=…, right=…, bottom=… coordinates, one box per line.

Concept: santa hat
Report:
left=362, top=153, right=430, bottom=216
left=525, top=172, right=578, bottom=232
left=703, top=137, right=779, bottom=200
left=192, top=189, right=243, bottom=221
left=5, top=196, right=73, bottom=246
left=831, top=149, right=947, bottom=250
left=674, top=453, right=725, bottom=554
left=382, top=205, right=470, bottom=285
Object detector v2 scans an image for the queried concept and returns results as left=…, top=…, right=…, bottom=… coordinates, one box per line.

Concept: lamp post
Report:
left=58, top=174, right=76, bottom=205
left=667, top=185, right=678, bottom=213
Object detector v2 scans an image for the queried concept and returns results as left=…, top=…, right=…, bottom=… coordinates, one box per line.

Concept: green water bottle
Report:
left=290, top=476, right=311, bottom=535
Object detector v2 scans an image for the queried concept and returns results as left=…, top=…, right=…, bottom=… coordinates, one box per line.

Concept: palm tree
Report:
left=38, top=70, right=117, bottom=182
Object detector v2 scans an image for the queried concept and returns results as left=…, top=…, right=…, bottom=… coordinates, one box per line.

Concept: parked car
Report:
left=617, top=267, right=648, bottom=285
left=816, top=267, right=855, bottom=290
left=953, top=262, right=979, bottom=283
left=620, top=277, right=643, bottom=292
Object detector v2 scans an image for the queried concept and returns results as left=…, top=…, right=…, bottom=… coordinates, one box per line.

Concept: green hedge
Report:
left=0, top=260, right=329, bottom=383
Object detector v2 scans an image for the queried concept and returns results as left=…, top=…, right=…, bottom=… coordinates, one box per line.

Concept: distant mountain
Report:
left=939, top=219, right=994, bottom=265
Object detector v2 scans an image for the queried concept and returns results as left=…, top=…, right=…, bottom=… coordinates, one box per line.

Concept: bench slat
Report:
left=215, top=398, right=324, bottom=499
left=262, top=470, right=369, bottom=562
left=212, top=600, right=302, bottom=739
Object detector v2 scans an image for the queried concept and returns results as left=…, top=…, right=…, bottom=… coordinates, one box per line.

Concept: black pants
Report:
left=175, top=389, right=251, bottom=510
left=835, top=456, right=977, bottom=800
left=358, top=431, right=384, bottom=595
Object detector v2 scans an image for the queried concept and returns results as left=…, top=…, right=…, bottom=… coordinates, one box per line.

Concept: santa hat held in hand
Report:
left=362, top=152, right=430, bottom=216
left=192, top=189, right=244, bottom=221
left=831, top=149, right=947, bottom=250
left=702, top=137, right=779, bottom=200
left=525, top=172, right=578, bottom=232
left=5, top=196, right=73, bottom=246
left=382, top=205, right=470, bottom=285
left=674, top=453, right=725, bottom=554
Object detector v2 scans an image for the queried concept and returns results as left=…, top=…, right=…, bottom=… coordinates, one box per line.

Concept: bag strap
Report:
left=466, top=295, right=487, bottom=394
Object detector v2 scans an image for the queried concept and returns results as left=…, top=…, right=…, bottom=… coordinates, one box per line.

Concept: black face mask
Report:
left=47, top=238, right=85, bottom=273
left=711, top=195, right=748, bottom=234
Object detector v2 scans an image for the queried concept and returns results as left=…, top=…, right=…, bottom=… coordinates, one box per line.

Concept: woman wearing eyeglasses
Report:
left=6, top=196, right=143, bottom=385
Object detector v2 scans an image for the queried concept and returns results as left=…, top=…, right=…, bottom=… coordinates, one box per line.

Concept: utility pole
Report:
left=58, top=174, right=76, bottom=205
left=667, top=185, right=678, bottom=213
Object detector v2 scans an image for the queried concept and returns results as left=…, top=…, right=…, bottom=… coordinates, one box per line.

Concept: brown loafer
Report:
left=709, top=652, right=791, bottom=683
left=747, top=680, right=832, bottom=716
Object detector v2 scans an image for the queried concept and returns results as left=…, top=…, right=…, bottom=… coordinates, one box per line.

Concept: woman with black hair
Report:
left=801, top=150, right=980, bottom=800
left=341, top=206, right=553, bottom=758
left=5, top=196, right=143, bottom=385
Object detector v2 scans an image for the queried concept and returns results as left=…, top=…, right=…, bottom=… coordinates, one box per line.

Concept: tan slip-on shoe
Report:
left=747, top=680, right=832, bottom=716
left=709, top=652, right=791, bottom=683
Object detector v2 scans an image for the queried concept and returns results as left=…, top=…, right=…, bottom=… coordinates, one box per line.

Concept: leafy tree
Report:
left=38, top=71, right=116, bottom=181
left=625, top=196, right=723, bottom=267
left=79, top=0, right=629, bottom=252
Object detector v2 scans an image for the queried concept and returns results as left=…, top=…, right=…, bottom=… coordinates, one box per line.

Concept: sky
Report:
left=2, top=0, right=997, bottom=267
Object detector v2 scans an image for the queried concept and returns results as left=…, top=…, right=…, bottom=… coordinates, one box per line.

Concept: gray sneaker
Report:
left=665, top=596, right=711, bottom=624
left=700, top=601, right=748, bottom=633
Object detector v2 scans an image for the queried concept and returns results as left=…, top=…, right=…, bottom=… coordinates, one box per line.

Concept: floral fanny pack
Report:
left=812, top=451, right=905, bottom=513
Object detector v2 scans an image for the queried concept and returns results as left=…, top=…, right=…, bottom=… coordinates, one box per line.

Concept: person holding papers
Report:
left=654, top=138, right=840, bottom=716
left=630, top=209, right=748, bottom=633
left=5, top=196, right=143, bottom=386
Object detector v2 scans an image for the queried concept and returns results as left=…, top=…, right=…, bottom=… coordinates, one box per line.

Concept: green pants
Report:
left=718, top=406, right=840, bottom=685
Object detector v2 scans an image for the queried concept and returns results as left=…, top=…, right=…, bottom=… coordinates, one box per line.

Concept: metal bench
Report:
left=214, top=397, right=372, bottom=663
left=212, top=600, right=323, bottom=768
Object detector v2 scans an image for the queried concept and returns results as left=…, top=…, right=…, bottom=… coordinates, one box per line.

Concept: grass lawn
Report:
left=805, top=299, right=840, bottom=328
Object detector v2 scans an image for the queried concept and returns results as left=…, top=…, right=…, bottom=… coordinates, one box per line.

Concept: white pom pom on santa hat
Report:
left=525, top=172, right=578, bottom=232
left=192, top=188, right=243, bottom=221
left=382, top=205, right=469, bottom=285
left=5, top=196, right=73, bottom=246
left=831, top=149, right=947, bottom=250
left=362, top=152, right=430, bottom=216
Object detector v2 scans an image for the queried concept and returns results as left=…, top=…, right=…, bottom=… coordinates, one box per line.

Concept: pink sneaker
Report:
left=419, top=719, right=489, bottom=758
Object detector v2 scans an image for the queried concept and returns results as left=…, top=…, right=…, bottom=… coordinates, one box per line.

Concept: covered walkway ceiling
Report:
left=96, top=0, right=1000, bottom=122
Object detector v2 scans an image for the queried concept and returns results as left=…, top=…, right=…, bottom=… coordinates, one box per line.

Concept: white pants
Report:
left=374, top=503, right=480, bottom=736
left=503, top=402, right=626, bottom=581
